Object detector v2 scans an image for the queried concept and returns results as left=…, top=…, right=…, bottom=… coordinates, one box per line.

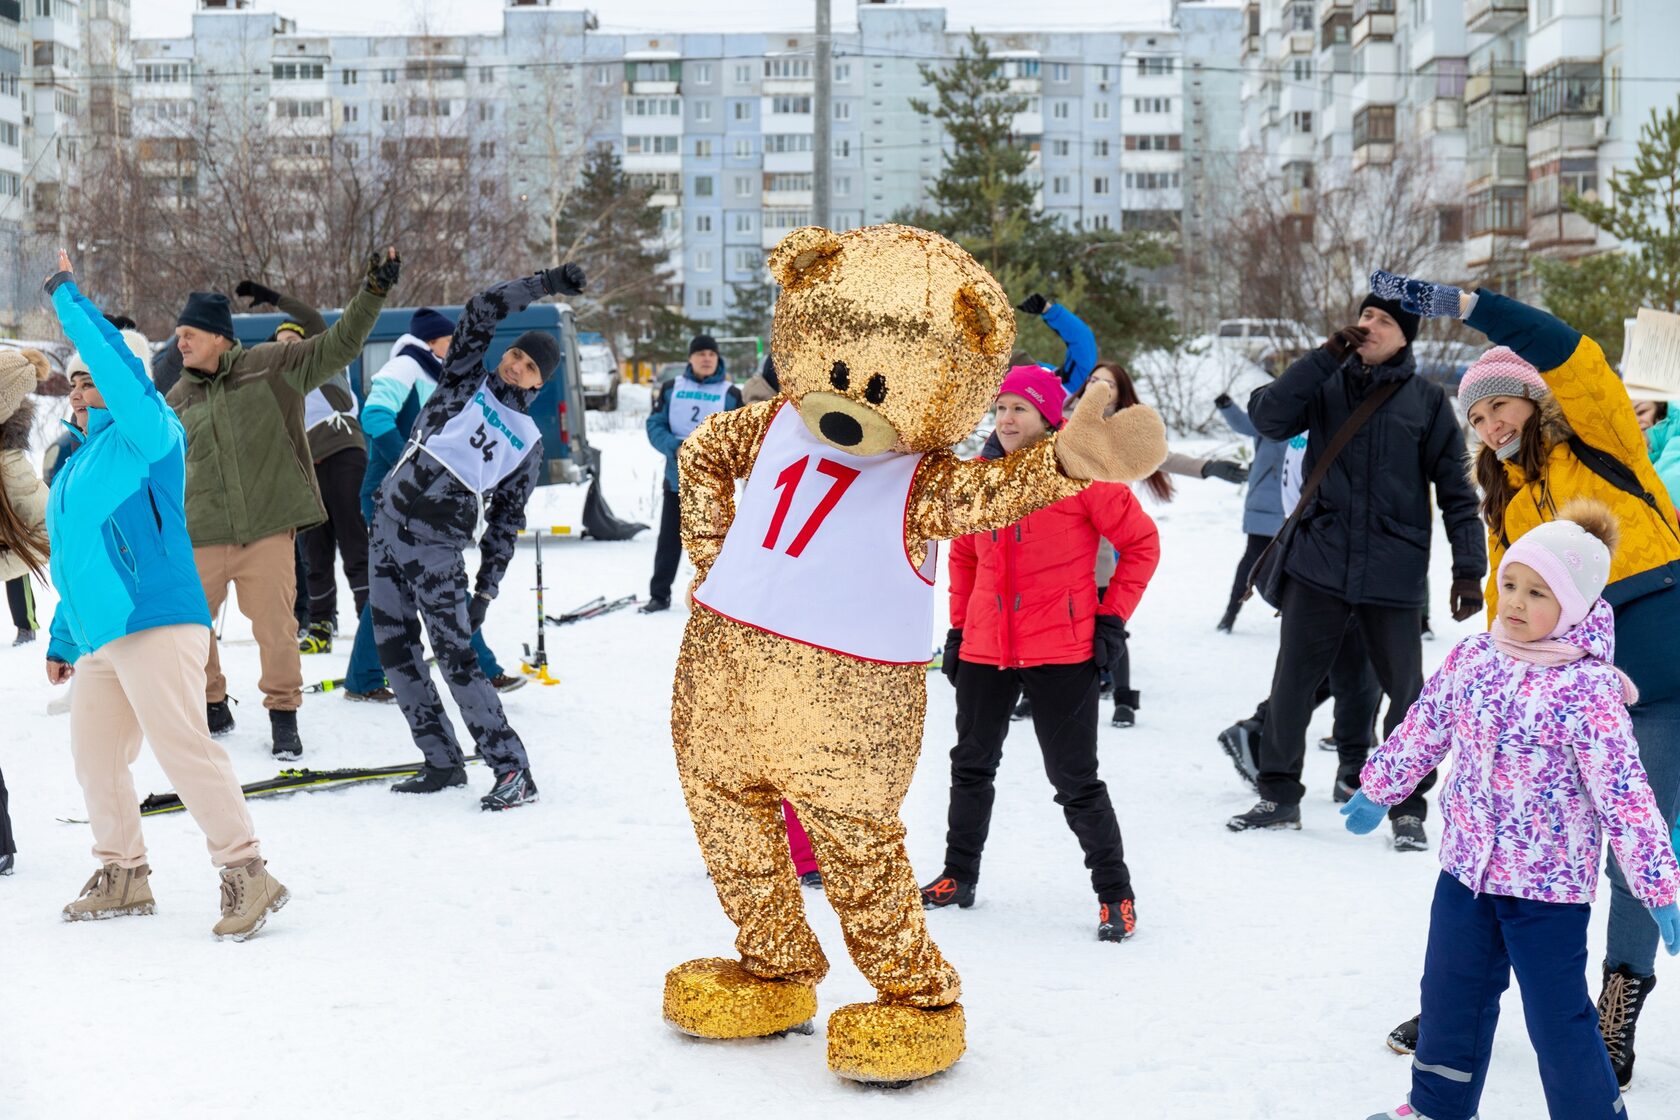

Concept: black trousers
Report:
left=0, top=765, right=14, bottom=857
left=1094, top=583, right=1137, bottom=707
left=649, top=485, right=682, bottom=604
left=1226, top=532, right=1273, bottom=612
left=1251, top=618, right=1382, bottom=784
left=1260, top=578, right=1433, bottom=819
left=5, top=575, right=37, bottom=632
left=943, top=659, right=1132, bottom=901
left=301, top=447, right=371, bottom=625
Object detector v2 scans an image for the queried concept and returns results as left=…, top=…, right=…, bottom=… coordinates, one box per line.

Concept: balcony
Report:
left=1318, top=0, right=1351, bottom=24
left=1352, top=141, right=1393, bottom=169
left=1416, top=98, right=1466, bottom=135
left=1466, top=145, right=1526, bottom=189
left=1466, top=0, right=1527, bottom=35
left=1464, top=63, right=1524, bottom=106
left=1351, top=0, right=1395, bottom=45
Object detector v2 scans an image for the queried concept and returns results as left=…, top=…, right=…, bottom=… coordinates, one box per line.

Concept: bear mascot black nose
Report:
left=819, top=411, right=864, bottom=446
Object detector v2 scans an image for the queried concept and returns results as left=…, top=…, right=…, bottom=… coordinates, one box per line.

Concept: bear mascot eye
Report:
left=864, top=374, right=887, bottom=405
left=829, top=360, right=850, bottom=391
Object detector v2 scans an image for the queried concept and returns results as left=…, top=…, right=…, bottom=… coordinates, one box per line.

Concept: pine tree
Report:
left=1532, top=252, right=1645, bottom=363
left=1568, top=100, right=1680, bottom=313
left=722, top=275, right=776, bottom=345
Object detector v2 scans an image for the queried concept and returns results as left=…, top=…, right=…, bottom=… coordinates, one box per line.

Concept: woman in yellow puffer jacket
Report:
left=1371, top=269, right=1680, bottom=1088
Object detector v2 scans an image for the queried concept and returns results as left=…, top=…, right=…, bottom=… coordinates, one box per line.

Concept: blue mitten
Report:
left=1653, top=902, right=1680, bottom=956
left=1369, top=269, right=1462, bottom=319
left=1339, top=789, right=1386, bottom=835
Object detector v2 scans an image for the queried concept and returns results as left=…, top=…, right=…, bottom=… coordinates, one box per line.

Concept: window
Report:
left=695, top=139, right=714, bottom=157
left=479, top=140, right=497, bottom=158
left=694, top=214, right=713, bottom=233
left=342, top=104, right=359, bottom=123
left=1137, top=58, right=1175, bottom=77
left=694, top=175, right=714, bottom=197
left=1322, top=12, right=1351, bottom=48
left=1009, top=59, right=1041, bottom=79
left=734, top=64, right=752, bottom=83
left=1290, top=59, right=1312, bottom=83
left=1437, top=205, right=1464, bottom=243
left=1529, top=156, right=1598, bottom=215
left=407, top=98, right=453, bottom=118
left=1052, top=139, right=1070, bottom=157
left=274, top=99, right=327, bottom=119
left=834, top=63, right=851, bottom=83
left=625, top=135, right=681, bottom=155
left=342, top=69, right=359, bottom=85
left=1132, top=98, right=1171, bottom=113
left=734, top=174, right=754, bottom=197
left=480, top=67, right=495, bottom=83
left=696, top=288, right=714, bottom=309
left=139, top=62, right=191, bottom=83
left=833, top=138, right=851, bottom=158
left=1126, top=171, right=1181, bottom=190
left=733, top=212, right=755, bottom=233
left=1052, top=100, right=1069, bottom=120
left=1124, top=134, right=1182, bottom=151
left=695, top=101, right=712, bottom=122
left=1050, top=62, right=1070, bottom=82
left=629, top=172, right=681, bottom=192
left=1528, top=61, right=1603, bottom=124
left=733, top=138, right=753, bottom=158
left=764, top=58, right=813, bottom=80
left=1468, top=186, right=1525, bottom=235
left=732, top=100, right=752, bottom=121
left=1092, top=176, right=1111, bottom=195
left=624, top=97, right=681, bottom=116
left=693, top=63, right=712, bottom=83
left=381, top=69, right=397, bottom=84
left=0, top=122, right=17, bottom=148
left=1093, top=139, right=1110, bottom=157
left=272, top=62, right=325, bottom=81
left=764, top=134, right=813, bottom=153
left=1287, top=0, right=1314, bottom=31
left=693, top=249, right=715, bottom=271
left=767, top=172, right=812, bottom=191
left=1352, top=104, right=1395, bottom=147
left=835, top=175, right=851, bottom=196
left=1290, top=110, right=1313, bottom=135
left=663, top=210, right=682, bottom=234
left=478, top=102, right=495, bottom=122
left=381, top=103, right=397, bottom=122
left=771, top=95, right=812, bottom=114
left=834, top=101, right=852, bottom=121
left=595, top=66, right=613, bottom=85
left=764, top=207, right=813, bottom=230
left=1051, top=174, right=1070, bottom=194
left=734, top=248, right=762, bottom=272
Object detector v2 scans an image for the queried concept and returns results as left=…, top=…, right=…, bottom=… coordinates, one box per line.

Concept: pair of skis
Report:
left=58, top=756, right=486, bottom=822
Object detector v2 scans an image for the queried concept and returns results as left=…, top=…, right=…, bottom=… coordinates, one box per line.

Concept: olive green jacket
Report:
left=166, top=284, right=385, bottom=547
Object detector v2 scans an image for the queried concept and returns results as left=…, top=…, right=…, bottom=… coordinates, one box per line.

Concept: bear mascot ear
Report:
left=953, top=281, right=1015, bottom=359
left=769, top=226, right=844, bottom=291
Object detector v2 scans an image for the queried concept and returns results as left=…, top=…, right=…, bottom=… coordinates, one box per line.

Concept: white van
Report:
left=1213, top=318, right=1316, bottom=361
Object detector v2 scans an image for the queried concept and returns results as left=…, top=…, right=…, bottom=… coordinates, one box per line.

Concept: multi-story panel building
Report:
left=119, top=0, right=1239, bottom=329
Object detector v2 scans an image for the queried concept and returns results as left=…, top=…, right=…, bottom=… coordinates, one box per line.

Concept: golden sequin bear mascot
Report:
left=662, top=224, right=1168, bottom=1083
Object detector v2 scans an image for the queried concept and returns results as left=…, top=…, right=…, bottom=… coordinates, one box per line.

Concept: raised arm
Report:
left=271, top=273, right=389, bottom=396
left=1042, top=302, right=1098, bottom=394
left=444, top=265, right=584, bottom=389
left=46, top=270, right=179, bottom=463
left=1247, top=347, right=1333, bottom=441
left=274, top=291, right=329, bottom=339
left=677, top=399, right=780, bottom=583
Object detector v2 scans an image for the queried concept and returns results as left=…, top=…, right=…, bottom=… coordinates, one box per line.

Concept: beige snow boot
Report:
left=62, top=863, right=156, bottom=921
left=212, top=857, right=289, bottom=941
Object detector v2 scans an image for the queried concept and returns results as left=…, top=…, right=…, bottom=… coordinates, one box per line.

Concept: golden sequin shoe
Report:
left=662, top=958, right=817, bottom=1039
left=826, top=1001, right=965, bottom=1084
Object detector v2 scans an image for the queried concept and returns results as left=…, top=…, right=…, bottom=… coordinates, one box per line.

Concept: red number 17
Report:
left=762, top=455, right=861, bottom=557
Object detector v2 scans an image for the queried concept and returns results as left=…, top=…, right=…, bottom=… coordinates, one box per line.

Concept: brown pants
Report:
left=70, top=624, right=260, bottom=869
left=194, top=530, right=303, bottom=711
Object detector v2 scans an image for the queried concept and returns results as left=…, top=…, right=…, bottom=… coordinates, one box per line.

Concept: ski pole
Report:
left=520, top=529, right=559, bottom=686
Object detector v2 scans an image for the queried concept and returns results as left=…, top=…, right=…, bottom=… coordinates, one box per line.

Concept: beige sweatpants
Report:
left=69, top=624, right=260, bottom=869
left=195, top=530, right=303, bottom=711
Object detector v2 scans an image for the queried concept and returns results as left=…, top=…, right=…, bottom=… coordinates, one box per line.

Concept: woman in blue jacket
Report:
left=42, top=252, right=289, bottom=941
left=1214, top=391, right=1288, bottom=632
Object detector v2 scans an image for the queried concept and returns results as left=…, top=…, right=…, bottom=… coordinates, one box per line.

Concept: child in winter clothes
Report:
left=1343, top=500, right=1680, bottom=1120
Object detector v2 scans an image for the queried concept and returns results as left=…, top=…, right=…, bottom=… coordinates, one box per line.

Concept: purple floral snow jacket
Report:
left=1361, top=599, right=1678, bottom=908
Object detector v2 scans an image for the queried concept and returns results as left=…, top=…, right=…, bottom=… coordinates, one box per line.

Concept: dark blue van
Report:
left=231, top=301, right=595, bottom=485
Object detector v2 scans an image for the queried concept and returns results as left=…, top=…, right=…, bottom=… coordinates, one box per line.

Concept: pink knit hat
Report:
left=997, top=365, right=1067, bottom=430
left=1457, top=346, right=1549, bottom=415
left=1499, top=517, right=1613, bottom=636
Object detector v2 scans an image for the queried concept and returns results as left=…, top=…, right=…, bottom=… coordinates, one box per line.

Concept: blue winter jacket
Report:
left=646, top=360, right=742, bottom=491
left=44, top=276, right=212, bottom=664
left=1042, top=303, right=1098, bottom=394
left=1218, top=400, right=1288, bottom=538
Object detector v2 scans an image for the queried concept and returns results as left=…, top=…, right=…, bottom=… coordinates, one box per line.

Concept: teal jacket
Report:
left=45, top=275, right=211, bottom=664
left=1647, top=411, right=1680, bottom=516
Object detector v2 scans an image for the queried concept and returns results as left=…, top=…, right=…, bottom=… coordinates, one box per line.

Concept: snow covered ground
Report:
left=2, top=385, right=1675, bottom=1119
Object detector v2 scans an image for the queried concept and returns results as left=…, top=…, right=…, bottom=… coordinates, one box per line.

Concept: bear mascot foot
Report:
left=663, top=958, right=818, bottom=1039
left=826, top=1001, right=966, bottom=1085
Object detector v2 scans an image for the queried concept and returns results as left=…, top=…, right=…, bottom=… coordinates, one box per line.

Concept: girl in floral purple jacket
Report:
left=1344, top=500, right=1680, bottom=1120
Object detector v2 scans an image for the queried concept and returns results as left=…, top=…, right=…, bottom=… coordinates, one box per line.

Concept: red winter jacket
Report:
left=950, top=479, right=1160, bottom=668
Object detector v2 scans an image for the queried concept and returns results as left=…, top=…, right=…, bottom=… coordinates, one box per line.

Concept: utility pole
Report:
left=813, top=0, right=832, bottom=229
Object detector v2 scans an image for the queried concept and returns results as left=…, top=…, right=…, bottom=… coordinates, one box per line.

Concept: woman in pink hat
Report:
left=920, top=366, right=1161, bottom=942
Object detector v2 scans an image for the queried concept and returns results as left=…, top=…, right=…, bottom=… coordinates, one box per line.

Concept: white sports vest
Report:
left=414, top=376, right=542, bottom=495
left=667, top=373, right=733, bottom=439
left=695, top=402, right=937, bottom=664
left=304, top=380, right=360, bottom=434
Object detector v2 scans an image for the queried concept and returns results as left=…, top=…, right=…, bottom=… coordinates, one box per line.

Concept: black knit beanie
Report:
left=1359, top=293, right=1420, bottom=345
left=511, top=329, right=561, bottom=382
left=689, top=333, right=719, bottom=356
left=176, top=292, right=236, bottom=342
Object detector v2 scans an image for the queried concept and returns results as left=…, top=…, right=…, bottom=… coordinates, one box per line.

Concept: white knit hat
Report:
left=0, top=348, right=49, bottom=424
left=1499, top=518, right=1613, bottom=635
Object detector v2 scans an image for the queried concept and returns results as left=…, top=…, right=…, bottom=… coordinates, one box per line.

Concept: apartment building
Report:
left=1240, top=0, right=1680, bottom=295
left=120, top=0, right=1240, bottom=327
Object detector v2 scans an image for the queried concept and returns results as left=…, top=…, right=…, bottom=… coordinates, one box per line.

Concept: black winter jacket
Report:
left=377, top=275, right=546, bottom=602
left=1247, top=345, right=1484, bottom=609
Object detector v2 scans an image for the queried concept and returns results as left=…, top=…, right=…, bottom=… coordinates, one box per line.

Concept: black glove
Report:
left=468, top=592, right=491, bottom=633
left=1015, top=293, right=1050, bottom=316
left=941, top=627, right=963, bottom=686
left=365, top=249, right=402, bottom=296
left=1450, top=578, right=1484, bottom=623
left=1202, top=459, right=1249, bottom=485
left=235, top=279, right=281, bottom=307
left=1214, top=392, right=1234, bottom=410
left=1322, top=324, right=1369, bottom=361
left=541, top=263, right=587, bottom=297
left=1092, top=615, right=1127, bottom=671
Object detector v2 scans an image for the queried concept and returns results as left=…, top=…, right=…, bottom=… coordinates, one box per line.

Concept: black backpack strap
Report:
left=1567, top=435, right=1680, bottom=541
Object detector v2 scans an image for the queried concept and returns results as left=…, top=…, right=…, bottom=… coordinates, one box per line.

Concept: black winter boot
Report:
left=1386, top=1014, right=1419, bottom=1055
left=481, top=767, right=540, bottom=811
left=391, top=765, right=468, bottom=794
left=1216, top=603, right=1239, bottom=633
left=298, top=620, right=334, bottom=654
left=1226, top=799, right=1301, bottom=831
left=1097, top=898, right=1136, bottom=942
left=1598, top=964, right=1657, bottom=1089
left=207, top=698, right=235, bottom=737
left=269, top=710, right=302, bottom=761
left=919, top=876, right=976, bottom=910
left=1217, top=718, right=1262, bottom=792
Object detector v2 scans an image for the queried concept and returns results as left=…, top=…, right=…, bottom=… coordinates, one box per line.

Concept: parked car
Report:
left=577, top=341, right=621, bottom=411
left=656, top=361, right=687, bottom=386
left=1213, top=318, right=1316, bottom=360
